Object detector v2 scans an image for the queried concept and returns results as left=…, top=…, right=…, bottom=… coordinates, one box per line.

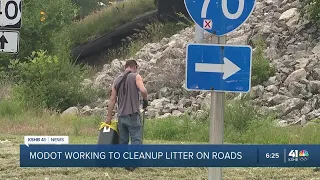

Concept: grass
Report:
left=1, top=98, right=319, bottom=144
left=52, top=0, right=156, bottom=58
left=0, top=135, right=319, bottom=180
left=1, top=96, right=319, bottom=152
left=0, top=98, right=319, bottom=179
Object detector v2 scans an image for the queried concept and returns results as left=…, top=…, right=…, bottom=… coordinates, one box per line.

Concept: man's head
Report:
left=125, top=60, right=138, bottom=73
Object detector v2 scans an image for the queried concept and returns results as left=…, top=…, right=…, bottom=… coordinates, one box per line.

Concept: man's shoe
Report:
left=314, top=167, right=320, bottom=172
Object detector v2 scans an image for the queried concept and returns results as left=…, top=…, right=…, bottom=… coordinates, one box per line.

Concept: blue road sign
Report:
left=186, top=43, right=252, bottom=93
left=184, top=0, right=256, bottom=36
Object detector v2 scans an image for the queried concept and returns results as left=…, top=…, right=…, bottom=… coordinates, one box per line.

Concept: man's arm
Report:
left=106, top=85, right=117, bottom=124
left=136, top=74, right=148, bottom=100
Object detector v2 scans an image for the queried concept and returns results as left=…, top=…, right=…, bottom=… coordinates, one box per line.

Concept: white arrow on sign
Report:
left=195, top=57, right=241, bottom=80
left=0, top=30, right=19, bottom=53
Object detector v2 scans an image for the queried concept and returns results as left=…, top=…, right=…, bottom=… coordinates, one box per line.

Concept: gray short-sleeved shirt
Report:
left=113, top=70, right=140, bottom=116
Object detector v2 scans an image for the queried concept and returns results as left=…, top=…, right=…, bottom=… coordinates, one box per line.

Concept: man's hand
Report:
left=105, top=117, right=112, bottom=125
left=142, top=99, right=148, bottom=109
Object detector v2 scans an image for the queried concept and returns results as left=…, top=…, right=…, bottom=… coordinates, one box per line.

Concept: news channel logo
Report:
left=288, top=150, right=309, bottom=162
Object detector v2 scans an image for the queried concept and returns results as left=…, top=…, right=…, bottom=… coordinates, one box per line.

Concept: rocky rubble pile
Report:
left=63, top=0, right=320, bottom=126
left=235, top=0, right=320, bottom=126
left=71, top=27, right=216, bottom=119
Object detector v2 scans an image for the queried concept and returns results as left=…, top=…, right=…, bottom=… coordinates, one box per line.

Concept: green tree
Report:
left=0, top=0, right=78, bottom=71
left=19, top=0, right=78, bottom=58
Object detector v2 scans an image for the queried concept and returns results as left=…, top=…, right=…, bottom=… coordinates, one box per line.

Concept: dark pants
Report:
left=118, top=113, right=142, bottom=145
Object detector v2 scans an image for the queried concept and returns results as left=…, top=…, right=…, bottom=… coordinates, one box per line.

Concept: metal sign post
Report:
left=194, top=22, right=225, bottom=180
left=185, top=0, right=255, bottom=179
left=194, top=24, right=204, bottom=43
left=195, top=24, right=226, bottom=180
left=208, top=36, right=226, bottom=180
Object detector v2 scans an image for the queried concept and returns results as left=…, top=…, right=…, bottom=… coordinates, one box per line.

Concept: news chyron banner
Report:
left=20, top=140, right=320, bottom=167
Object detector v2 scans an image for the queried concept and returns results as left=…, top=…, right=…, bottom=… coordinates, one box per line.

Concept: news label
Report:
left=24, top=136, right=69, bottom=146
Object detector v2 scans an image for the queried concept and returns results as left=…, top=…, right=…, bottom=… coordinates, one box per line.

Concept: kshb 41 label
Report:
left=24, top=136, right=69, bottom=147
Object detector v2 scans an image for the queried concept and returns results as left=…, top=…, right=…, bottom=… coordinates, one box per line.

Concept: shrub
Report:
left=224, top=99, right=260, bottom=133
left=9, top=50, right=101, bottom=111
left=251, top=38, right=275, bottom=86
left=18, top=0, right=77, bottom=59
left=0, top=98, right=25, bottom=118
left=0, top=66, right=9, bottom=80
left=0, top=78, right=26, bottom=118
left=300, top=0, right=320, bottom=22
